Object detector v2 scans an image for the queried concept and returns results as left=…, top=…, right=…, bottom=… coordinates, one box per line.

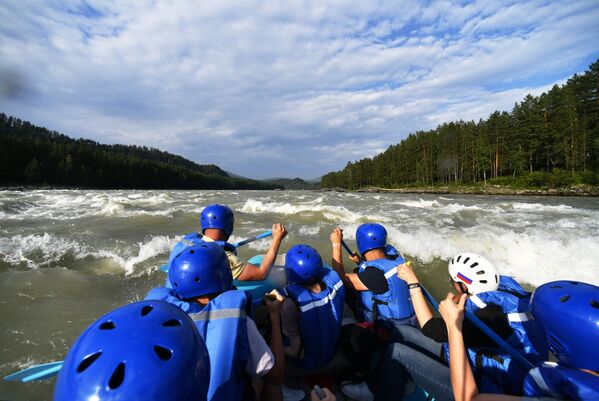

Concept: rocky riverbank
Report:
left=321, top=184, right=599, bottom=197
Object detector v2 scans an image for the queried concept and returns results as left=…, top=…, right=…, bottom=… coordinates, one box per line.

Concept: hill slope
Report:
left=0, top=113, right=281, bottom=190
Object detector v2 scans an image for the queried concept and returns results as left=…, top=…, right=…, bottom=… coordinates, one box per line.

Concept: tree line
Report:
left=0, top=113, right=280, bottom=190
left=322, top=59, right=599, bottom=189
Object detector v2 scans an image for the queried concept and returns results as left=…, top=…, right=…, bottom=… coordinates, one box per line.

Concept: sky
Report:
left=1, top=1, right=598, bottom=180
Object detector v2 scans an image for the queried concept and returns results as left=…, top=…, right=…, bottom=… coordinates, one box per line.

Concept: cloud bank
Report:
left=1, top=0, right=598, bottom=178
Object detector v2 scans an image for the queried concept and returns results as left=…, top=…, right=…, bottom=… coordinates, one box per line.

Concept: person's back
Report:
left=443, top=253, right=548, bottom=394
left=281, top=244, right=345, bottom=371
left=147, top=242, right=285, bottom=401
left=353, top=223, right=415, bottom=325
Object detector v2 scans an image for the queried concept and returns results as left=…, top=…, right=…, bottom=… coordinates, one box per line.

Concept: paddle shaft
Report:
left=232, top=230, right=273, bottom=247
left=3, top=361, right=62, bottom=382
left=160, top=230, right=274, bottom=273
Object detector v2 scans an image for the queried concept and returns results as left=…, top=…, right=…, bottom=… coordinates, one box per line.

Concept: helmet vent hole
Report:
left=559, top=295, right=570, bottom=303
left=569, top=281, right=579, bottom=285
left=464, top=257, right=470, bottom=264
left=298, top=251, right=303, bottom=254
left=141, top=305, right=153, bottom=316
left=162, top=319, right=182, bottom=327
left=457, top=255, right=461, bottom=262
left=153, top=345, right=173, bottom=361
left=470, top=262, right=479, bottom=268
left=550, top=285, right=562, bottom=289
left=189, top=249, right=195, bottom=254
left=451, top=258, right=454, bottom=264
left=476, top=270, right=485, bottom=275
left=591, top=300, right=599, bottom=309
left=495, top=275, right=498, bottom=283
left=201, top=244, right=208, bottom=248
left=99, top=321, right=116, bottom=330
left=194, top=277, right=200, bottom=282
left=108, top=363, right=125, bottom=389
left=480, top=280, right=487, bottom=284
left=212, top=216, right=217, bottom=219
left=173, top=282, right=178, bottom=287
left=76, top=351, right=102, bottom=373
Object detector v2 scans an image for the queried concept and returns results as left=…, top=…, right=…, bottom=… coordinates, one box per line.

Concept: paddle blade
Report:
left=4, top=361, right=63, bottom=382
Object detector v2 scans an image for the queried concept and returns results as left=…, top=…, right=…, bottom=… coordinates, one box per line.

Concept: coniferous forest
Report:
left=0, top=114, right=280, bottom=190
left=322, top=60, right=599, bottom=190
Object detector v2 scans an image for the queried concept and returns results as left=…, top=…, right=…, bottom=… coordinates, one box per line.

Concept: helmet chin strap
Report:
left=455, top=280, right=469, bottom=295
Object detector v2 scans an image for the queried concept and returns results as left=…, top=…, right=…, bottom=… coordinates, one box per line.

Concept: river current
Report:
left=1, top=189, right=598, bottom=400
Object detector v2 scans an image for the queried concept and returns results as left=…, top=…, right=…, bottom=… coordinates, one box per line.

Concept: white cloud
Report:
left=1, top=0, right=598, bottom=178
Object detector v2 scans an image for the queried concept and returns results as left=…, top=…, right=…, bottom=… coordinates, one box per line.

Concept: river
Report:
left=1, top=189, right=598, bottom=400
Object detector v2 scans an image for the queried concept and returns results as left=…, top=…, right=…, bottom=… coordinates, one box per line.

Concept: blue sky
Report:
left=1, top=0, right=598, bottom=179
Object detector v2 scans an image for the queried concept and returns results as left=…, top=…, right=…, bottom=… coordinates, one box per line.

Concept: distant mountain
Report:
left=0, top=113, right=281, bottom=190
left=262, top=177, right=319, bottom=190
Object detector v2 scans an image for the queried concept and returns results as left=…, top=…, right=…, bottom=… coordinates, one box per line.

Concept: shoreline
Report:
left=321, top=184, right=599, bottom=197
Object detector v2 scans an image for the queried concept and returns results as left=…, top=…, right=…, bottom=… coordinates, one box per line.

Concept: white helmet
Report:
left=448, top=252, right=499, bottom=294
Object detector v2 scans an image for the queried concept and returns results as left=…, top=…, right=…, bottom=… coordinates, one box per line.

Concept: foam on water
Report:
left=0, top=232, right=178, bottom=275
left=0, top=233, right=84, bottom=269
left=240, top=198, right=390, bottom=223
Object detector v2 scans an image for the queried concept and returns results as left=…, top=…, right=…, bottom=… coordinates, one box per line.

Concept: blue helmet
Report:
left=54, top=300, right=210, bottom=401
left=200, top=204, right=235, bottom=236
left=285, top=244, right=324, bottom=285
left=356, top=223, right=387, bottom=255
left=530, top=280, right=599, bottom=371
left=168, top=242, right=233, bottom=299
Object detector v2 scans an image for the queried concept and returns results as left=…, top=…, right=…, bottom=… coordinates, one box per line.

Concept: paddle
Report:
left=159, top=230, right=273, bottom=273
left=4, top=361, right=62, bottom=383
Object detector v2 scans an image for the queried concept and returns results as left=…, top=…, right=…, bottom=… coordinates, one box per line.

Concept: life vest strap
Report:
left=384, top=266, right=398, bottom=279
left=469, top=295, right=487, bottom=309
left=189, top=308, right=246, bottom=321
left=528, top=367, right=561, bottom=398
left=299, top=280, right=343, bottom=313
left=507, top=312, right=531, bottom=323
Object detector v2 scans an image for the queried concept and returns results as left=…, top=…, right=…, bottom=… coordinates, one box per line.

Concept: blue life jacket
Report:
left=282, top=269, right=345, bottom=371
left=145, top=287, right=251, bottom=401
left=523, top=362, right=599, bottom=401
left=443, top=276, right=549, bottom=394
left=357, top=252, right=415, bottom=324
left=168, top=232, right=237, bottom=266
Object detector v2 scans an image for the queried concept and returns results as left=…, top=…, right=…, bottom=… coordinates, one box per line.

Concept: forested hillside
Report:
left=322, top=60, right=599, bottom=189
left=0, top=114, right=280, bottom=190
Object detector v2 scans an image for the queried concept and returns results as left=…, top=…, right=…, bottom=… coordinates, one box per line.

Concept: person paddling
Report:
left=440, top=280, right=599, bottom=401
left=169, top=203, right=288, bottom=281
left=53, top=300, right=211, bottom=401
left=356, top=253, right=548, bottom=401
left=331, top=224, right=415, bottom=326
left=330, top=225, right=415, bottom=401
left=146, top=242, right=285, bottom=401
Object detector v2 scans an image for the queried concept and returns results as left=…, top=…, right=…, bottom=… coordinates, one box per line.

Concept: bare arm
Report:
left=397, top=263, right=434, bottom=328
left=261, top=290, right=285, bottom=385
left=237, top=224, right=287, bottom=281
left=439, top=293, right=522, bottom=401
left=330, top=228, right=369, bottom=292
